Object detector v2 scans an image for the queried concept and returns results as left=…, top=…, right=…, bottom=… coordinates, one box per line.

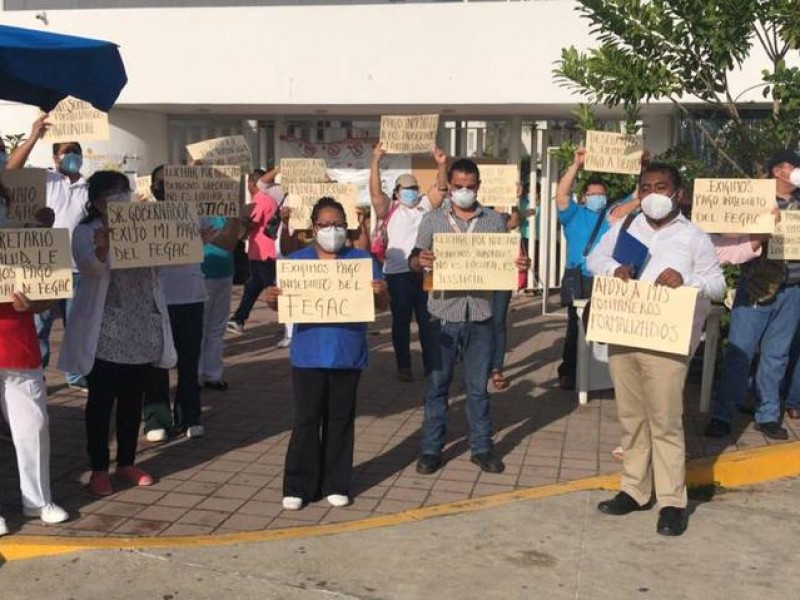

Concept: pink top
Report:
left=712, top=234, right=761, bottom=265
left=247, top=191, right=278, bottom=261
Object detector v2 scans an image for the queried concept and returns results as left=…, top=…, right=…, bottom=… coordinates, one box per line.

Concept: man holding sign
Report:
left=409, top=159, right=530, bottom=476
left=587, top=163, right=725, bottom=536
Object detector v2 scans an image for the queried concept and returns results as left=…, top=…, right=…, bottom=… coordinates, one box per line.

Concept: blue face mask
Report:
left=58, top=152, right=83, bottom=176
left=398, top=188, right=419, bottom=206
left=585, top=194, right=607, bottom=213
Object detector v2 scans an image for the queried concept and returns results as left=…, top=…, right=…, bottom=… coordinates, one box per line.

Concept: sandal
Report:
left=204, top=380, right=229, bottom=391
left=491, top=370, right=509, bottom=391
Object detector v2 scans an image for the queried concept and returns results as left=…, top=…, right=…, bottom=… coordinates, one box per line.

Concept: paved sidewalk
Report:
left=0, top=292, right=796, bottom=538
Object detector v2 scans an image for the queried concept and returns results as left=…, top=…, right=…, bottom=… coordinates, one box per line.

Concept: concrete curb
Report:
left=2, top=440, right=798, bottom=563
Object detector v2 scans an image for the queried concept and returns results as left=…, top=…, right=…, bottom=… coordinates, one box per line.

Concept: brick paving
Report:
left=0, top=291, right=797, bottom=538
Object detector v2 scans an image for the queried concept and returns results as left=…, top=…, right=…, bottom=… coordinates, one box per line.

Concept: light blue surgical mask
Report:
left=58, top=152, right=83, bottom=176
left=585, top=194, right=607, bottom=213
left=398, top=188, right=419, bottom=206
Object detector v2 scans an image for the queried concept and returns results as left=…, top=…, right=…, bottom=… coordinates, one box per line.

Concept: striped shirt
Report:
left=413, top=205, right=508, bottom=322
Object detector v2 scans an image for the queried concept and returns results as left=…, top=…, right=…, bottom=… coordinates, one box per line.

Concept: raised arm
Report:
left=369, top=143, right=391, bottom=219
left=555, top=146, right=586, bottom=211
left=425, top=146, right=449, bottom=209
left=6, top=116, right=49, bottom=170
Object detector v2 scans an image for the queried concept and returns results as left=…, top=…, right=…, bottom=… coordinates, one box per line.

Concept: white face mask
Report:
left=641, top=192, right=676, bottom=221
left=451, top=188, right=477, bottom=209
left=790, top=168, right=800, bottom=188
left=316, top=225, right=347, bottom=253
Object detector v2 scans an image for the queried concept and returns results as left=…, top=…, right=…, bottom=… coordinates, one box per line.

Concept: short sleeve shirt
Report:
left=558, top=200, right=610, bottom=276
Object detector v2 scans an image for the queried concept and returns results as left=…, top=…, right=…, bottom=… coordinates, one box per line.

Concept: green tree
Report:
left=554, top=0, right=800, bottom=177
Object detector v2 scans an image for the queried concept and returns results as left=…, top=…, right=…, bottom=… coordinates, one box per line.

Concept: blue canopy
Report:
left=0, top=24, right=127, bottom=112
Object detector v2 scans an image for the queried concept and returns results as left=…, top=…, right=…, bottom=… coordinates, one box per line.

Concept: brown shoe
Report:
left=787, top=407, right=800, bottom=420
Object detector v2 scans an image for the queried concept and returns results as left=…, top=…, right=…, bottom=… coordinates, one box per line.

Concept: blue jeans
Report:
left=386, top=272, right=435, bottom=373
left=420, top=319, right=494, bottom=457
left=232, top=259, right=276, bottom=325
left=35, top=272, right=83, bottom=385
left=713, top=283, right=800, bottom=425
left=491, top=291, right=512, bottom=371
left=783, top=324, right=800, bottom=411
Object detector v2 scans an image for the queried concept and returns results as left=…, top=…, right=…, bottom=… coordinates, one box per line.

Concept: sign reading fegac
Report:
left=107, top=201, right=203, bottom=269
left=277, top=258, right=375, bottom=323
left=584, top=130, right=643, bottom=175
left=767, top=210, right=800, bottom=260
left=163, top=165, right=242, bottom=218
left=279, top=159, right=328, bottom=184
left=379, top=115, right=439, bottom=154
left=284, top=183, right=360, bottom=230
left=2, top=168, right=47, bottom=225
left=479, top=165, right=519, bottom=210
left=692, top=178, right=777, bottom=234
left=0, top=228, right=73, bottom=300
left=42, top=97, right=109, bottom=143
left=186, top=136, right=253, bottom=171
left=432, top=233, right=519, bottom=291
left=586, top=276, right=699, bottom=356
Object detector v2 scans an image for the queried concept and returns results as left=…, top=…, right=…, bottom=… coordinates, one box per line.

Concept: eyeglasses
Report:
left=314, top=222, right=346, bottom=228
left=101, top=191, right=132, bottom=202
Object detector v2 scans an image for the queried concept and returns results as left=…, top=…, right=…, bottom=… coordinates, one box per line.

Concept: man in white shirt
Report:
left=587, top=163, right=726, bottom=537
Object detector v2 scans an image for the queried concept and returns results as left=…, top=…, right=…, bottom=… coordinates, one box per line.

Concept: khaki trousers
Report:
left=608, top=346, right=688, bottom=509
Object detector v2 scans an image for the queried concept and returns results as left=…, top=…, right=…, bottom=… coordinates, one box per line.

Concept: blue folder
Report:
left=612, top=229, right=649, bottom=278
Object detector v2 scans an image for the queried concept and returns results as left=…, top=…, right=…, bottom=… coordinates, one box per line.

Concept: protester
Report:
left=266, top=197, right=389, bottom=510
left=409, top=158, right=530, bottom=476
left=58, top=171, right=176, bottom=496
left=588, top=162, right=726, bottom=536
left=517, top=182, right=536, bottom=290
left=369, top=143, right=445, bottom=381
left=705, top=150, right=800, bottom=440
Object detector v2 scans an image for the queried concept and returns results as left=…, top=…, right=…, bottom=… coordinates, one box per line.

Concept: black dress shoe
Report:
left=657, top=507, right=688, bottom=536
left=597, top=492, right=650, bottom=516
left=703, top=419, right=731, bottom=438
left=416, top=454, right=443, bottom=475
left=754, top=421, right=789, bottom=440
left=470, top=452, right=505, bottom=473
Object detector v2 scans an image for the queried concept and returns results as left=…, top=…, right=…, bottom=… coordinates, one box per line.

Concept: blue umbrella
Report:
left=0, top=24, right=127, bottom=112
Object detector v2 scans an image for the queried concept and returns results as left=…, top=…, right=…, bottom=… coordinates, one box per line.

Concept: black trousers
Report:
left=85, top=359, right=150, bottom=471
left=283, top=368, right=361, bottom=501
left=232, top=259, right=276, bottom=325
left=558, top=305, right=579, bottom=380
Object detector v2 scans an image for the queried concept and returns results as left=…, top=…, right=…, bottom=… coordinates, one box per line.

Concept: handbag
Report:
left=263, top=191, right=288, bottom=240
left=560, top=208, right=607, bottom=306
left=370, top=202, right=399, bottom=264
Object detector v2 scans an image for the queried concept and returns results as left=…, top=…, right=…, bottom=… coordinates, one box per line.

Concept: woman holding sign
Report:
left=266, top=197, right=389, bottom=511
left=59, top=171, right=177, bottom=497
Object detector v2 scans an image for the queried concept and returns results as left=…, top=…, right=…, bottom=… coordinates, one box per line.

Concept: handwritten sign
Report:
left=433, top=233, right=519, bottom=291
left=379, top=115, right=439, bottom=154
left=284, top=183, right=360, bottom=230
left=0, top=228, right=72, bottom=300
left=2, top=168, right=47, bottom=225
left=135, top=175, right=153, bottom=202
left=768, top=210, right=800, bottom=260
left=692, top=179, right=777, bottom=234
left=277, top=258, right=374, bottom=323
left=163, top=165, right=242, bottom=218
left=186, top=135, right=253, bottom=170
left=42, top=97, right=109, bottom=143
left=584, top=131, right=643, bottom=175
left=279, top=159, right=328, bottom=184
left=586, top=276, right=698, bottom=355
left=479, top=165, right=519, bottom=210
left=107, top=201, right=203, bottom=269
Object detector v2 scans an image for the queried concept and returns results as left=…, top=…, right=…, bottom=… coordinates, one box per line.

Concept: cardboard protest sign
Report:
left=107, top=201, right=203, bottom=269
left=584, top=131, right=643, bottom=175
left=586, top=276, right=698, bottom=355
left=42, top=97, right=109, bottom=143
left=767, top=210, right=800, bottom=260
left=432, top=233, right=519, bottom=291
left=0, top=228, right=72, bottom=300
left=163, top=165, right=242, bottom=218
left=2, top=168, right=47, bottom=225
left=186, top=135, right=253, bottom=170
left=277, top=258, right=374, bottom=323
left=479, top=165, right=519, bottom=210
left=279, top=159, right=328, bottom=184
left=135, top=175, right=153, bottom=202
left=692, top=178, right=777, bottom=234
left=379, top=115, right=439, bottom=154
left=284, top=183, right=360, bottom=230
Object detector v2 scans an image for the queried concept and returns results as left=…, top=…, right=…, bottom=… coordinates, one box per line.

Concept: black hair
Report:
left=151, top=164, right=164, bottom=180
left=580, top=177, right=608, bottom=196
left=640, top=162, right=682, bottom=190
left=310, top=196, right=346, bottom=225
left=248, top=168, right=267, bottom=186
left=0, top=173, right=9, bottom=206
left=81, top=170, right=130, bottom=224
left=52, top=141, right=83, bottom=156
left=447, top=158, right=481, bottom=183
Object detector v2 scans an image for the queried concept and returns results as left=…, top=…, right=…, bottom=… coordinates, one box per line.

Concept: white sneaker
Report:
left=326, top=494, right=350, bottom=508
left=146, top=428, right=167, bottom=442
left=186, top=425, right=205, bottom=438
left=276, top=337, right=292, bottom=348
left=226, top=320, right=244, bottom=334
left=0, top=516, right=8, bottom=536
left=282, top=496, right=303, bottom=511
left=23, top=502, right=69, bottom=524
